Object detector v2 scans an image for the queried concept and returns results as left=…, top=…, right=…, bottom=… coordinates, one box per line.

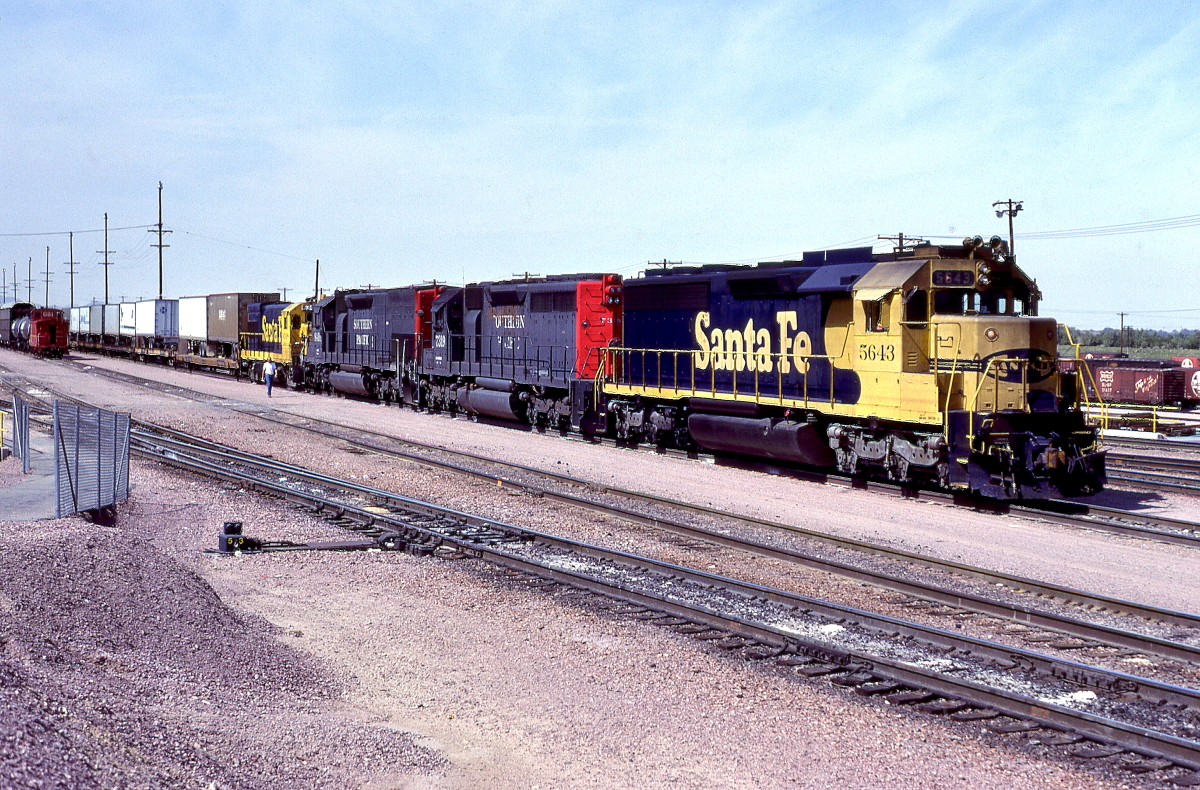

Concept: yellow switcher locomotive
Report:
left=597, top=237, right=1104, bottom=499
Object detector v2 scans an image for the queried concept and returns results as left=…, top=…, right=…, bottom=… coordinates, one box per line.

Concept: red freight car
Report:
left=1091, top=366, right=1187, bottom=405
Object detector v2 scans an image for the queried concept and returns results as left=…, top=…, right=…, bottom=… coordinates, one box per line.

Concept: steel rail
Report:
left=38, top=357, right=1200, bottom=541
left=1107, top=470, right=1200, bottom=494
left=132, top=421, right=1200, bottom=665
left=1109, top=453, right=1200, bottom=474
left=131, top=430, right=1200, bottom=771
left=8, top=359, right=1200, bottom=620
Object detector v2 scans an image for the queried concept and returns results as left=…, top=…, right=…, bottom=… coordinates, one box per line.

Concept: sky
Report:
left=2, top=1, right=1198, bottom=330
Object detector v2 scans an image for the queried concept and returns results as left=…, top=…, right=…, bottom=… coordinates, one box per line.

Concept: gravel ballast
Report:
left=0, top=478, right=440, bottom=789
left=2, top=349, right=1193, bottom=787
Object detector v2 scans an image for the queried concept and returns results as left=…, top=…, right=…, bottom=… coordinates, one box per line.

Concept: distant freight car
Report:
left=119, top=302, right=137, bottom=341
left=1063, top=358, right=1191, bottom=406
left=103, top=304, right=120, bottom=342
left=134, top=299, right=178, bottom=349
left=207, top=293, right=280, bottom=354
left=177, top=292, right=278, bottom=369
left=88, top=304, right=107, bottom=340
left=0, top=302, right=68, bottom=357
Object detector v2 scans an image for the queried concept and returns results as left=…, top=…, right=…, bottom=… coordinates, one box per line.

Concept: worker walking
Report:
left=263, top=360, right=278, bottom=398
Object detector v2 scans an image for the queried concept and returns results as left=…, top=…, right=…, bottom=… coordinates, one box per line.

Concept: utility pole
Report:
left=148, top=181, right=171, bottom=299
left=44, top=246, right=51, bottom=306
left=878, top=233, right=927, bottom=253
left=1118, top=312, right=1127, bottom=357
left=278, top=287, right=290, bottom=301
left=97, top=212, right=115, bottom=304
left=314, top=259, right=320, bottom=301
left=993, top=199, right=1024, bottom=255
left=63, top=232, right=78, bottom=308
left=27, top=257, right=32, bottom=303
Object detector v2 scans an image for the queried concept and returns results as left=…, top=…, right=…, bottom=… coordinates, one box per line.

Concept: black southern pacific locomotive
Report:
left=66, top=236, right=1105, bottom=499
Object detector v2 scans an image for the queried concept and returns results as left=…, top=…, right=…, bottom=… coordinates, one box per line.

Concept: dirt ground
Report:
left=1, top=459, right=1151, bottom=790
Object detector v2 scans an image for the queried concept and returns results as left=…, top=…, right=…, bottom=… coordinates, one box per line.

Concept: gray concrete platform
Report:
left=0, top=433, right=58, bottom=521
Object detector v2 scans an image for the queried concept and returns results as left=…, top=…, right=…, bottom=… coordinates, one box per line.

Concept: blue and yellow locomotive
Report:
left=598, top=237, right=1104, bottom=498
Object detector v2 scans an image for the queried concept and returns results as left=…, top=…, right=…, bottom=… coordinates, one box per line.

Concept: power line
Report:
left=178, top=229, right=314, bottom=262
left=0, top=224, right=154, bottom=237
left=923, top=211, right=1200, bottom=242
left=1019, top=213, right=1200, bottom=239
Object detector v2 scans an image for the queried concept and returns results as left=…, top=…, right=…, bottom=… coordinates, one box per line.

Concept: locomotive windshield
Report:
left=932, top=287, right=1035, bottom=317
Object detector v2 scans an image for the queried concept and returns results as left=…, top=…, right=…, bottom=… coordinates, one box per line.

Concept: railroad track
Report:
left=18, top=372, right=1200, bottom=667
left=27, top=356, right=1200, bottom=543
left=9, top=363, right=1200, bottom=779
left=9, top=363, right=1200, bottom=622
left=1106, top=452, right=1200, bottom=495
left=125, top=425, right=1200, bottom=781
left=131, top=420, right=1200, bottom=661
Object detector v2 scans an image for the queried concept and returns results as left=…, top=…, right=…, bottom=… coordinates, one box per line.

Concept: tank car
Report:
left=595, top=237, right=1105, bottom=499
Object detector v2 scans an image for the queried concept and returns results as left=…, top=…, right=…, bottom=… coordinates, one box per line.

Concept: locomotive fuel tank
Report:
left=328, top=370, right=372, bottom=396
left=455, top=386, right=525, bottom=421
left=687, top=413, right=835, bottom=466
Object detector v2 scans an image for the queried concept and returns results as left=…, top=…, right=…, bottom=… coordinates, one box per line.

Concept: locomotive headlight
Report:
left=977, top=264, right=991, bottom=276
left=978, top=275, right=991, bottom=286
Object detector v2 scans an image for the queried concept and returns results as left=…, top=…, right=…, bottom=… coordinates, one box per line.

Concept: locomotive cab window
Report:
left=933, top=289, right=972, bottom=315
left=903, top=288, right=928, bottom=323
left=977, top=290, right=1009, bottom=315
left=863, top=297, right=890, bottom=332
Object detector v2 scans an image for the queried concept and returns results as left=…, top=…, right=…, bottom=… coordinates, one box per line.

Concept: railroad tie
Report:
left=673, top=624, right=714, bottom=634
left=884, top=690, right=938, bottom=706
left=1069, top=742, right=1124, bottom=759
left=1119, top=757, right=1173, bottom=774
left=917, top=699, right=971, bottom=715
left=713, top=637, right=754, bottom=650
left=949, top=708, right=1000, bottom=721
left=984, top=718, right=1041, bottom=734
left=854, top=681, right=905, bottom=697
